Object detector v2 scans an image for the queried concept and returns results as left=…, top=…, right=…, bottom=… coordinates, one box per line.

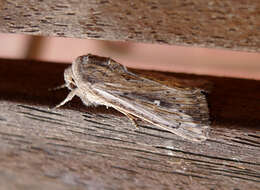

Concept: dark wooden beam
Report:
left=0, top=0, right=260, bottom=52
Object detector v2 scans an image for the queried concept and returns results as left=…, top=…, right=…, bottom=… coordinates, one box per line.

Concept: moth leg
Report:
left=122, top=112, right=139, bottom=129
left=54, top=88, right=78, bottom=108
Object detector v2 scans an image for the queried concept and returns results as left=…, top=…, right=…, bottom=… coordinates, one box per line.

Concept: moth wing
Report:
left=74, top=56, right=210, bottom=142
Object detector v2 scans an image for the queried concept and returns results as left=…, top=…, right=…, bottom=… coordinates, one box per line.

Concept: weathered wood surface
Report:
left=0, top=0, right=260, bottom=52
left=0, top=58, right=259, bottom=189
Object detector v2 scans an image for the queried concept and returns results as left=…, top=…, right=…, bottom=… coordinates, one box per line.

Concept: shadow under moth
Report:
left=56, top=54, right=210, bottom=142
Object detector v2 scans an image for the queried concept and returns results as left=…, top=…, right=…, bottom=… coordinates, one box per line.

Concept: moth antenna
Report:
left=48, top=84, right=67, bottom=91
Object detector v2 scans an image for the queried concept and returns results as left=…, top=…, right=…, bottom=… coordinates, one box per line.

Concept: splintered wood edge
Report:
left=0, top=58, right=259, bottom=189
left=0, top=0, right=260, bottom=52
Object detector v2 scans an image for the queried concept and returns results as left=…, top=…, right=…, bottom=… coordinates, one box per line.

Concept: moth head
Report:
left=77, top=54, right=110, bottom=67
left=64, top=67, right=77, bottom=90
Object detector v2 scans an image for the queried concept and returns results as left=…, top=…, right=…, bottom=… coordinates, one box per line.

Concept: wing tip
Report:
left=170, top=124, right=210, bottom=143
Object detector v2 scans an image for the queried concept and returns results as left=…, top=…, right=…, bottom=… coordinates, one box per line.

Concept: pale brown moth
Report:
left=55, top=54, right=210, bottom=142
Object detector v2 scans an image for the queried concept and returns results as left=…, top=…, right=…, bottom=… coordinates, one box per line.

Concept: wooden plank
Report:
left=0, top=58, right=259, bottom=189
left=0, top=0, right=260, bottom=52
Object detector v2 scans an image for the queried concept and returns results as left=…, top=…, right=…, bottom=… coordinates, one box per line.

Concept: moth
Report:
left=56, top=54, right=210, bottom=142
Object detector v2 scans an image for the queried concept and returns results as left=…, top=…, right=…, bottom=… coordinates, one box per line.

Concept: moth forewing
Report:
left=58, top=54, right=210, bottom=142
left=93, top=87, right=209, bottom=142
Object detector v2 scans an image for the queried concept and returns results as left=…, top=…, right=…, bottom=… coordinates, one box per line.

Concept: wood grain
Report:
left=0, top=58, right=259, bottom=189
left=0, top=0, right=260, bottom=52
